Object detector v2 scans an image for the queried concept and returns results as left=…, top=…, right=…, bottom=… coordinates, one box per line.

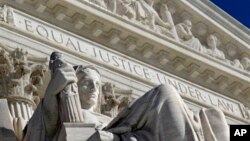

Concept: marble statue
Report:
left=231, top=59, right=244, bottom=69
left=24, top=52, right=229, bottom=141
left=205, top=34, right=225, bottom=60
left=115, top=0, right=139, bottom=20
left=176, top=20, right=205, bottom=52
left=49, top=52, right=84, bottom=123
left=88, top=0, right=177, bottom=40
left=114, top=0, right=176, bottom=39
left=137, top=0, right=173, bottom=32
left=101, top=82, right=120, bottom=118
left=159, top=4, right=179, bottom=40
left=241, top=57, right=250, bottom=71
left=23, top=53, right=111, bottom=141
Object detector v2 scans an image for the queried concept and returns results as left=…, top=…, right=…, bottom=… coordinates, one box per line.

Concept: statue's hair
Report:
left=73, top=65, right=102, bottom=113
left=73, top=65, right=100, bottom=79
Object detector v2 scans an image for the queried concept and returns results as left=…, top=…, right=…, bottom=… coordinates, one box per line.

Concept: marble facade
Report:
left=0, top=0, right=249, bottom=140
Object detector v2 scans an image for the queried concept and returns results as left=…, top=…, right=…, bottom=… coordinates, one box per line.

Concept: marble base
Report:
left=57, top=123, right=96, bottom=141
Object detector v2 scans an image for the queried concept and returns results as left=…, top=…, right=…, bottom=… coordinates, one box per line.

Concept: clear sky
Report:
left=210, top=0, right=250, bottom=28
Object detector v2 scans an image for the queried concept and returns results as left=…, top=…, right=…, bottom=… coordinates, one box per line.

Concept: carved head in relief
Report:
left=160, top=4, right=169, bottom=12
left=74, top=65, right=101, bottom=112
left=241, top=57, right=250, bottom=70
left=183, top=20, right=192, bottom=29
left=207, top=34, right=218, bottom=49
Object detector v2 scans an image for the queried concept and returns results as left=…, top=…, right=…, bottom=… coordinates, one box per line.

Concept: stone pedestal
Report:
left=57, top=123, right=96, bottom=141
left=0, top=99, right=17, bottom=141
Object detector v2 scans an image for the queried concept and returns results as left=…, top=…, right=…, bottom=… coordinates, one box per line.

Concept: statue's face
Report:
left=241, top=57, right=250, bottom=68
left=207, top=35, right=217, bottom=49
left=77, top=68, right=101, bottom=108
left=184, top=20, right=192, bottom=29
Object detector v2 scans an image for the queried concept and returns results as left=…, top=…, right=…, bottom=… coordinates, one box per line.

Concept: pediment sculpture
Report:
left=176, top=20, right=206, bottom=53
left=205, top=34, right=226, bottom=60
left=23, top=52, right=229, bottom=141
left=87, top=0, right=179, bottom=40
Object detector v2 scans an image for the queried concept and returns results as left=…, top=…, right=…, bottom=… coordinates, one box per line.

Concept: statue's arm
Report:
left=156, top=15, right=172, bottom=29
left=42, top=65, right=77, bottom=138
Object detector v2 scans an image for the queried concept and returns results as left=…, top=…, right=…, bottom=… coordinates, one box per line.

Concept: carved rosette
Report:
left=0, top=44, right=47, bottom=140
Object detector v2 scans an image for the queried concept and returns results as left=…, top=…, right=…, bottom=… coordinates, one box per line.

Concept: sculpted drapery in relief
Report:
left=135, top=0, right=178, bottom=39
left=176, top=20, right=205, bottom=52
left=88, top=0, right=178, bottom=40
left=86, top=0, right=250, bottom=72
left=231, top=59, right=244, bottom=70
left=88, top=84, right=229, bottom=141
left=205, top=34, right=225, bottom=60
left=115, top=0, right=140, bottom=20
left=159, top=4, right=179, bottom=40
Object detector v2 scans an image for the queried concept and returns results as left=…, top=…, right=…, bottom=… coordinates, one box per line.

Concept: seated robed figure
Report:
left=24, top=52, right=229, bottom=141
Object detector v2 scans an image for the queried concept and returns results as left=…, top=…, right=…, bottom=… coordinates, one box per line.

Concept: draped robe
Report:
left=88, top=84, right=229, bottom=141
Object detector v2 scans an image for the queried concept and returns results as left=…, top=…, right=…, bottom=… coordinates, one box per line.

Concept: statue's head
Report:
left=183, top=20, right=192, bottom=28
left=207, top=34, right=218, bottom=49
left=160, top=4, right=169, bottom=12
left=74, top=65, right=101, bottom=112
left=241, top=57, right=250, bottom=69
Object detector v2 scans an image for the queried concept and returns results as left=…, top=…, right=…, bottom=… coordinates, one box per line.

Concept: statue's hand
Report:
left=46, top=63, right=77, bottom=96
left=164, top=22, right=173, bottom=29
left=87, top=130, right=119, bottom=141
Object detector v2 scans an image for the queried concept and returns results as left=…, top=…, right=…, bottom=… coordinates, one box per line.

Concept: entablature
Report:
left=0, top=0, right=250, bottom=105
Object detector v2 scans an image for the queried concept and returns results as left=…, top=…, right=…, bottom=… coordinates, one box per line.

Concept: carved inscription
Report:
left=12, top=11, right=244, bottom=117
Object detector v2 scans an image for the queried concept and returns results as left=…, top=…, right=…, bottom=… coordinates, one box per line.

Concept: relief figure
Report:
left=176, top=20, right=205, bottom=52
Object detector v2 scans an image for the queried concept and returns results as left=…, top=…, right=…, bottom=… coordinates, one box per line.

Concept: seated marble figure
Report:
left=24, top=52, right=229, bottom=141
left=205, top=34, right=226, bottom=60
left=176, top=20, right=205, bottom=53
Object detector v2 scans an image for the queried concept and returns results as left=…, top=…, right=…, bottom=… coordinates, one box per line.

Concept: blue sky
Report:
left=210, top=0, right=250, bottom=28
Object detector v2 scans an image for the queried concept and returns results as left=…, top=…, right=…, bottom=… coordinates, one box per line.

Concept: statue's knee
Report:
left=157, top=84, right=179, bottom=98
